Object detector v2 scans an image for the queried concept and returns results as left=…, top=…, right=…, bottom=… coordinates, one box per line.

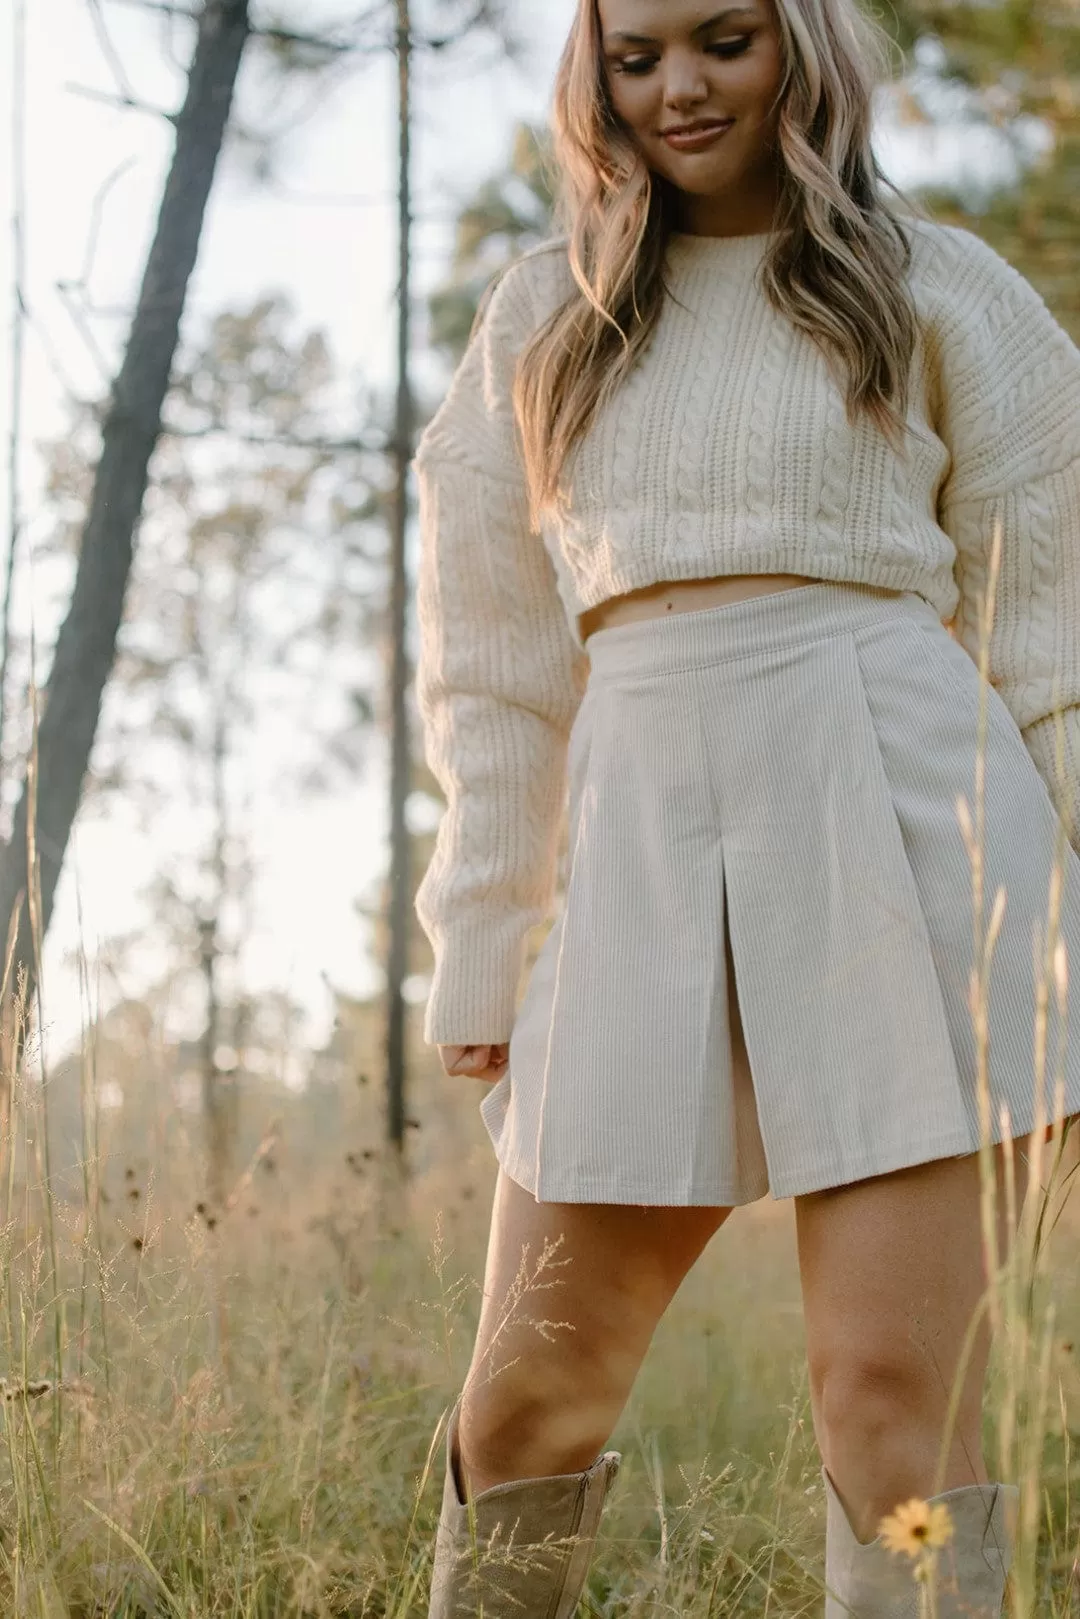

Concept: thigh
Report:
left=467, top=1167, right=732, bottom=1402
left=795, top=1145, right=1030, bottom=1441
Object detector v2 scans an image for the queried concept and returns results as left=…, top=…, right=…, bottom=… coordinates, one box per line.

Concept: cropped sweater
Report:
left=413, top=219, right=1080, bottom=1047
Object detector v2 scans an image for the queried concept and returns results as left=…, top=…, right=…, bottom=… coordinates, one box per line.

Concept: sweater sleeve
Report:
left=934, top=228, right=1080, bottom=853
left=412, top=254, right=587, bottom=1047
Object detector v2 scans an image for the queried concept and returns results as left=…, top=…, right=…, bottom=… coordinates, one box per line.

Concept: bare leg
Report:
left=455, top=887, right=787, bottom=1499
left=458, top=1169, right=732, bottom=1496
left=456, top=918, right=761, bottom=1497
left=796, top=1143, right=1031, bottom=1542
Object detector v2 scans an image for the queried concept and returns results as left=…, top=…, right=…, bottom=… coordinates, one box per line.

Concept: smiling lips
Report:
left=660, top=119, right=734, bottom=151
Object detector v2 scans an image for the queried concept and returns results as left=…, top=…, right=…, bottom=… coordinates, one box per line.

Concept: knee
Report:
left=812, top=1339, right=967, bottom=1467
left=458, top=1314, right=634, bottom=1486
left=458, top=1264, right=670, bottom=1489
left=457, top=1374, right=615, bottom=1489
left=815, top=1350, right=923, bottom=1444
left=809, top=1338, right=990, bottom=1536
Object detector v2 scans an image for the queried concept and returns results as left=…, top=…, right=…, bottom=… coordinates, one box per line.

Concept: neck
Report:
left=673, top=164, right=783, bottom=239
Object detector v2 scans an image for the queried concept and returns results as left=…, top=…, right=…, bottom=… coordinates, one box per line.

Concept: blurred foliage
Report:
left=885, top=0, right=1080, bottom=334
left=427, top=123, right=556, bottom=363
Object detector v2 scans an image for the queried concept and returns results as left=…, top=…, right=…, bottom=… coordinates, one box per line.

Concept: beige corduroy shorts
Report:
left=480, top=579, right=1080, bottom=1206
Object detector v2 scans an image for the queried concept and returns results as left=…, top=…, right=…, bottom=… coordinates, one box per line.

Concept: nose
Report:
left=660, top=49, right=710, bottom=114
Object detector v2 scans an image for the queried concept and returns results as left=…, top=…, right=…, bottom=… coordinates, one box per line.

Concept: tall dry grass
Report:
left=0, top=518, right=1076, bottom=1614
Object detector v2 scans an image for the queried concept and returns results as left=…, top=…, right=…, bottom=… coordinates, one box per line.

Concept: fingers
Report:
left=483, top=1045, right=510, bottom=1082
left=440, top=1043, right=510, bottom=1082
left=451, top=1045, right=490, bottom=1075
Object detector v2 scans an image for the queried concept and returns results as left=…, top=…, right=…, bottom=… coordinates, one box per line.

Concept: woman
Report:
left=412, top=0, right=1080, bottom=1612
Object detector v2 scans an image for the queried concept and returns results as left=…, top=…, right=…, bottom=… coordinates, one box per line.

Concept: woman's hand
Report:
left=439, top=1043, right=510, bottom=1083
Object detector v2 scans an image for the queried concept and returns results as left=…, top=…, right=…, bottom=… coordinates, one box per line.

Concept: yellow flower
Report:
left=878, top=1498, right=954, bottom=1559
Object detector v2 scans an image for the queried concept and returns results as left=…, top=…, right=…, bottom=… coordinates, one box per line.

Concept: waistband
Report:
left=583, top=580, right=943, bottom=682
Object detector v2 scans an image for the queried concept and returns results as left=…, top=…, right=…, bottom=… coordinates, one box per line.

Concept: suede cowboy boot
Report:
left=427, top=1400, right=621, bottom=1618
left=823, top=1466, right=1019, bottom=1619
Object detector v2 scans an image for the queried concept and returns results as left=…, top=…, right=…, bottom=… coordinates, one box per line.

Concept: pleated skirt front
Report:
left=480, top=580, right=1080, bottom=1205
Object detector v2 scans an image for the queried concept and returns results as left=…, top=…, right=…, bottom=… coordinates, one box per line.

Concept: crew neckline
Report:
left=668, top=228, right=774, bottom=245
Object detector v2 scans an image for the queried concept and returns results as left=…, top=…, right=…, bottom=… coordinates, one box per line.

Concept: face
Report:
left=597, top=0, right=787, bottom=236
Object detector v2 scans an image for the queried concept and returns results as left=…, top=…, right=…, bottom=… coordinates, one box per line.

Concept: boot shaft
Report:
left=823, top=1467, right=1019, bottom=1619
left=428, top=1402, right=621, bottom=1619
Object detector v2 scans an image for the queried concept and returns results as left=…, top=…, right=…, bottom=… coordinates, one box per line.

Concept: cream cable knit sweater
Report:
left=413, top=220, right=1080, bottom=1047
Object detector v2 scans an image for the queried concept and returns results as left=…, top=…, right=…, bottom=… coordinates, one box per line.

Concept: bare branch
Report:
left=53, top=281, right=115, bottom=388
left=46, top=161, right=144, bottom=387
left=419, top=0, right=514, bottom=51
left=84, top=0, right=140, bottom=101
left=104, top=0, right=392, bottom=55
left=159, top=420, right=383, bottom=454
left=80, top=158, right=139, bottom=291
left=22, top=302, right=99, bottom=413
left=262, top=1, right=391, bottom=49
left=65, top=81, right=178, bottom=122
left=93, top=0, right=198, bottom=72
left=251, top=23, right=370, bottom=54
left=100, top=0, right=509, bottom=57
left=229, top=45, right=383, bottom=154
left=101, top=0, right=200, bottom=21
left=157, top=0, right=194, bottom=69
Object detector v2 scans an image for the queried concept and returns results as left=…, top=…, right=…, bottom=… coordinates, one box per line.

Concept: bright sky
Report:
left=0, top=1, right=1041, bottom=1068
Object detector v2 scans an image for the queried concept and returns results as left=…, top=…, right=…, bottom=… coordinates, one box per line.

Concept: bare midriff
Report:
left=578, top=571, right=912, bottom=642
left=577, top=572, right=820, bottom=644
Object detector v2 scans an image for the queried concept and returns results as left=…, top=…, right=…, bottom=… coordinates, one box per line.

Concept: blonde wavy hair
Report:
left=512, top=0, right=930, bottom=528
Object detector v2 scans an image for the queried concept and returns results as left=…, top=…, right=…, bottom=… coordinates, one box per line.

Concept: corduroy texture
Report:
left=479, top=582, right=1080, bottom=1205
left=428, top=1402, right=621, bottom=1619
left=823, top=1466, right=1018, bottom=1618
left=413, top=221, right=1080, bottom=1047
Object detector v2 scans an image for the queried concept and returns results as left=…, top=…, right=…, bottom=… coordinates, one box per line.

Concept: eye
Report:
left=609, top=33, right=754, bottom=75
left=709, top=37, right=751, bottom=59
left=608, top=54, right=660, bottom=76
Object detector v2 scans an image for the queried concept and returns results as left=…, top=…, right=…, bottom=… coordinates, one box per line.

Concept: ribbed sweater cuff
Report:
left=1023, top=707, right=1080, bottom=854
left=421, top=918, right=529, bottom=1048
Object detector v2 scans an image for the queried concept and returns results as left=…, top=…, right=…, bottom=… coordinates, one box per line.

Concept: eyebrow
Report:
left=604, top=7, right=758, bottom=46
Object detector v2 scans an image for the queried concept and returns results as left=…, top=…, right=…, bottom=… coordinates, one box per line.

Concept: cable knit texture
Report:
left=413, top=219, right=1080, bottom=1046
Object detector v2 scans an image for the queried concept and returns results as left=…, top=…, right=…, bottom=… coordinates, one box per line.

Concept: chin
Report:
left=661, top=163, right=739, bottom=199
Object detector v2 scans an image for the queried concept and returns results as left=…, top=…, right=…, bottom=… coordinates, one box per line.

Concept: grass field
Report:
left=0, top=984, right=1076, bottom=1618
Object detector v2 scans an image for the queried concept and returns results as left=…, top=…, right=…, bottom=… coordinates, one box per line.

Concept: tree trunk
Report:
left=385, top=0, right=413, bottom=1153
left=198, top=910, right=226, bottom=1206
left=1, top=0, right=28, bottom=778
left=201, top=694, right=231, bottom=1209
left=0, top=0, right=251, bottom=1027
